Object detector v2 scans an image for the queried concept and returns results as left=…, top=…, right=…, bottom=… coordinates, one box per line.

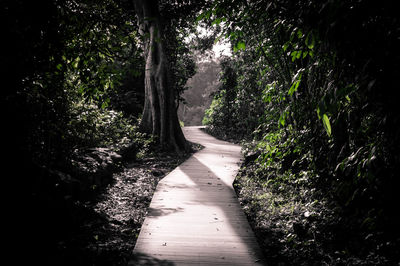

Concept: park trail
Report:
left=130, top=126, right=265, bottom=265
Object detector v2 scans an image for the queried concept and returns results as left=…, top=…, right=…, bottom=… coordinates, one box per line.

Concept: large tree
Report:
left=133, top=0, right=189, bottom=151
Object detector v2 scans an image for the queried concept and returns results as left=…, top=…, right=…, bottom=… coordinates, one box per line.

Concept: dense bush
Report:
left=2, top=0, right=144, bottom=169
left=2, top=2, right=150, bottom=263
left=2, top=0, right=204, bottom=263
left=203, top=55, right=265, bottom=140
left=68, top=101, right=139, bottom=151
left=202, top=0, right=400, bottom=264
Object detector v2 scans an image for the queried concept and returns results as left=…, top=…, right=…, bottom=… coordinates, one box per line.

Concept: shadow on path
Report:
left=130, top=126, right=265, bottom=265
left=129, top=252, right=176, bottom=266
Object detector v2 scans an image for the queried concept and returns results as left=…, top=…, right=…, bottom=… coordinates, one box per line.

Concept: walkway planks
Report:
left=130, top=126, right=265, bottom=265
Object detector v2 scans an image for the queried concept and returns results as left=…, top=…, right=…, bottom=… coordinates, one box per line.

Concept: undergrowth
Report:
left=234, top=130, right=396, bottom=266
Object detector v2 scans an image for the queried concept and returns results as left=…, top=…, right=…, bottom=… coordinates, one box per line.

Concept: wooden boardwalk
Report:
left=130, top=126, right=265, bottom=265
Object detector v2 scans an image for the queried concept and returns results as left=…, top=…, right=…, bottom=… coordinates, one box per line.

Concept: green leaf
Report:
left=316, top=107, right=321, bottom=119
left=322, top=113, right=332, bottom=137
left=78, top=85, right=85, bottom=95
left=317, top=100, right=326, bottom=119
left=196, top=10, right=212, bottom=22
left=297, top=29, right=303, bottom=39
left=305, top=32, right=315, bottom=49
left=211, top=17, right=222, bottom=26
left=279, top=116, right=285, bottom=127
left=72, top=56, right=80, bottom=69
left=101, top=101, right=108, bottom=109
left=236, top=41, right=246, bottom=51
left=291, top=50, right=302, bottom=62
left=291, top=51, right=297, bottom=61
left=282, top=42, right=290, bottom=52
left=288, top=72, right=302, bottom=96
left=195, top=13, right=204, bottom=22
left=229, top=31, right=238, bottom=40
left=288, top=79, right=300, bottom=96
left=205, top=10, right=212, bottom=19
left=233, top=41, right=245, bottom=53
left=278, top=112, right=286, bottom=127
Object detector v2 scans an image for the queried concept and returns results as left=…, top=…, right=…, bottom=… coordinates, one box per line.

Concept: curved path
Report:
left=131, top=126, right=265, bottom=265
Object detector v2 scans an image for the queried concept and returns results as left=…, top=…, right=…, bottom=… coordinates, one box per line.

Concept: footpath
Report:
left=130, top=126, right=265, bottom=265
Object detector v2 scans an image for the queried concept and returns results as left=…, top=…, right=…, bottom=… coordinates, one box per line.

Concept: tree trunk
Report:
left=133, top=0, right=188, bottom=151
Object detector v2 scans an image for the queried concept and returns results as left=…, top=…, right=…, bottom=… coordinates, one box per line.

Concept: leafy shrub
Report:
left=201, top=0, right=400, bottom=263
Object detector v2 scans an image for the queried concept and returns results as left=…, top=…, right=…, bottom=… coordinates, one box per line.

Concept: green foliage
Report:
left=3, top=0, right=145, bottom=168
left=204, top=55, right=265, bottom=141
left=179, top=55, right=221, bottom=126
left=3, top=0, right=210, bottom=175
left=202, top=94, right=223, bottom=126
left=321, top=113, right=331, bottom=137
left=200, top=0, right=400, bottom=263
left=233, top=41, right=246, bottom=52
left=67, top=101, right=148, bottom=152
left=4, top=0, right=400, bottom=263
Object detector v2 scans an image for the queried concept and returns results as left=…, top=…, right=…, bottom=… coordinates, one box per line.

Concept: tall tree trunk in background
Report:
left=133, top=0, right=188, bottom=151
